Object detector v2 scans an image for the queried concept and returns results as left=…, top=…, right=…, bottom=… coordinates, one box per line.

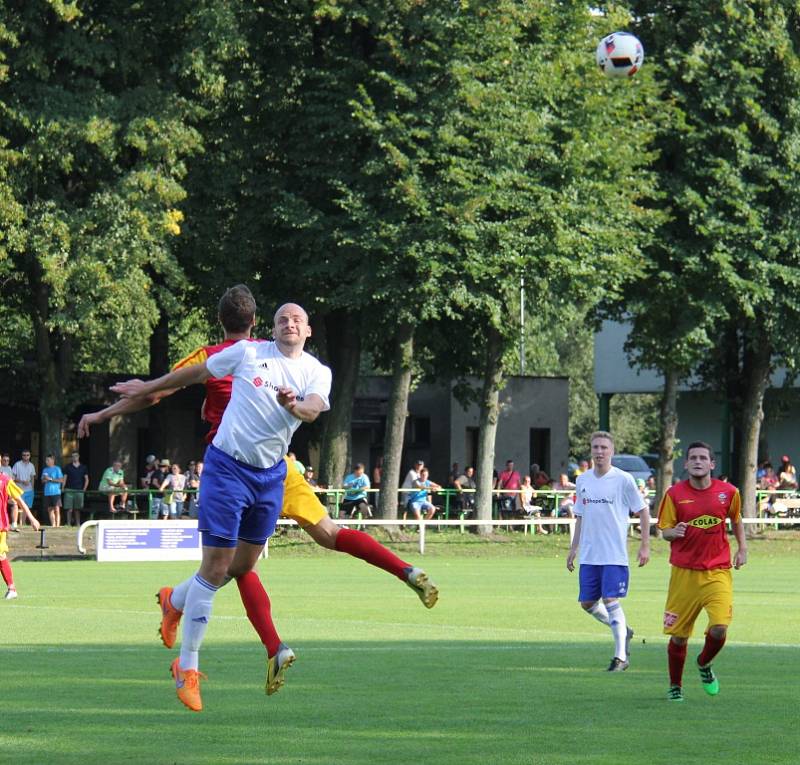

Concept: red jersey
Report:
left=172, top=339, right=265, bottom=443
left=657, top=478, right=741, bottom=570
left=0, top=474, right=24, bottom=531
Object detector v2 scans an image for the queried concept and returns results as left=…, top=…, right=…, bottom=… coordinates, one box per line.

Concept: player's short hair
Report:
left=353, top=462, right=365, bottom=471
left=590, top=430, right=614, bottom=445
left=686, top=441, right=714, bottom=458
left=218, top=285, right=256, bottom=333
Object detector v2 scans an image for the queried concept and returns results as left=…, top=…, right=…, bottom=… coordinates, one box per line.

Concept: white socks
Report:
left=606, top=600, right=628, bottom=660
left=178, top=574, right=219, bottom=671
left=587, top=601, right=611, bottom=625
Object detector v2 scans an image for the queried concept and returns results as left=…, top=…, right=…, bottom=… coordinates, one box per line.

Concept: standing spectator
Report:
left=566, top=431, right=650, bottom=672
left=371, top=456, right=383, bottom=507
left=149, top=459, right=169, bottom=518
left=453, top=466, right=477, bottom=515
left=192, top=460, right=204, bottom=519
left=11, top=449, right=36, bottom=530
left=0, top=454, right=15, bottom=531
left=161, top=463, right=187, bottom=519
left=140, top=454, right=158, bottom=489
left=63, top=451, right=89, bottom=527
left=407, top=467, right=441, bottom=520
left=448, top=462, right=461, bottom=488
left=184, top=460, right=200, bottom=518
left=518, top=475, right=548, bottom=534
left=99, top=460, right=128, bottom=514
left=657, top=441, right=747, bottom=702
left=401, top=460, right=424, bottom=513
left=497, top=459, right=522, bottom=519
left=286, top=452, right=305, bottom=476
left=0, top=454, right=13, bottom=480
left=778, top=455, right=797, bottom=491
left=341, top=463, right=372, bottom=518
left=41, top=454, right=64, bottom=528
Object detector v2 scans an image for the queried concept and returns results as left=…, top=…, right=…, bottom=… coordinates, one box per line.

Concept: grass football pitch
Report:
left=2, top=533, right=798, bottom=765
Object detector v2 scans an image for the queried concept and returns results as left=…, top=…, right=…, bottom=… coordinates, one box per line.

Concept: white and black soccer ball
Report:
left=596, top=32, right=644, bottom=78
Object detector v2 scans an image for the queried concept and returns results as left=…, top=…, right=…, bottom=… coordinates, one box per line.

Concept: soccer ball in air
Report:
left=596, top=32, right=644, bottom=78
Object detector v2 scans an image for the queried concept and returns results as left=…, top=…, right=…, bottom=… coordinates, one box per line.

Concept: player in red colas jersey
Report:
left=657, top=441, right=748, bottom=702
left=0, top=472, right=40, bottom=600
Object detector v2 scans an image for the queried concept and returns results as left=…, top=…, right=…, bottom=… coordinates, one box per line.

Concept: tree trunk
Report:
left=318, top=310, right=361, bottom=489
left=737, top=325, right=771, bottom=526
left=146, top=309, right=170, bottom=456
left=29, top=257, right=70, bottom=465
left=378, top=323, right=414, bottom=520
left=655, top=366, right=679, bottom=510
left=475, top=326, right=505, bottom=536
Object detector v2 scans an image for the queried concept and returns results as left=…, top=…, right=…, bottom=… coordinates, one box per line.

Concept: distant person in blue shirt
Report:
left=407, top=467, right=441, bottom=520
left=341, top=463, right=372, bottom=518
left=41, top=454, right=64, bottom=528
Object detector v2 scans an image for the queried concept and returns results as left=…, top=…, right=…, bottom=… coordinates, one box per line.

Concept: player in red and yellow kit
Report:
left=79, top=286, right=437, bottom=700
left=657, top=441, right=747, bottom=702
left=0, top=473, right=40, bottom=600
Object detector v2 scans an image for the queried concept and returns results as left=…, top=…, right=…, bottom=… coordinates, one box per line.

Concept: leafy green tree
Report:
left=631, top=0, right=800, bottom=517
left=0, top=2, right=203, bottom=460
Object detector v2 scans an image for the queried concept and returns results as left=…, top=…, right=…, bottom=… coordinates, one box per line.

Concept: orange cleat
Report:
left=157, top=587, right=183, bottom=649
left=170, top=658, right=206, bottom=712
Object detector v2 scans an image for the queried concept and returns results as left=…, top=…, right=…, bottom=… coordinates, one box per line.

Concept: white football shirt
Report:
left=206, top=340, right=331, bottom=468
left=574, top=466, right=645, bottom=566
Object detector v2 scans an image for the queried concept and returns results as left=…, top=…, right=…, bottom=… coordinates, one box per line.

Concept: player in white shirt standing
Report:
left=566, top=431, right=650, bottom=671
left=112, top=301, right=331, bottom=712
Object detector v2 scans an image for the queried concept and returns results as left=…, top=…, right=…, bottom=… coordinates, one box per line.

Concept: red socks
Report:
left=334, top=527, right=409, bottom=580
left=236, top=570, right=281, bottom=657
left=668, top=640, right=687, bottom=686
left=698, top=632, right=726, bottom=667
left=0, top=558, right=13, bottom=587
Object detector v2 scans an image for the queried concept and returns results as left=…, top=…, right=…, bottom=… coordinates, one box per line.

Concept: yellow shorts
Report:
left=0, top=531, right=8, bottom=556
left=663, top=566, right=733, bottom=638
left=280, top=458, right=328, bottom=527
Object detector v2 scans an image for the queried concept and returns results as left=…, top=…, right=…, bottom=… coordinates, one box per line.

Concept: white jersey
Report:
left=206, top=340, right=331, bottom=468
left=574, top=466, right=644, bottom=566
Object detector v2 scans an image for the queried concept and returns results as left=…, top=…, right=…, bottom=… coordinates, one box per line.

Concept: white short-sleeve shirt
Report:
left=574, top=466, right=645, bottom=566
left=206, top=340, right=332, bottom=468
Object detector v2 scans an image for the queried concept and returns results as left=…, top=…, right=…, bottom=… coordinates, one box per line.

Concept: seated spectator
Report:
left=341, top=463, right=372, bottom=518
left=304, top=466, right=318, bottom=487
left=574, top=459, right=591, bottom=478
left=552, top=473, right=576, bottom=524
left=407, top=467, right=440, bottom=520
left=41, top=453, right=64, bottom=528
left=533, top=469, right=552, bottom=489
left=518, top=475, right=548, bottom=534
left=453, top=466, right=477, bottom=515
left=160, top=463, right=187, bottom=519
left=778, top=456, right=797, bottom=491
left=759, top=463, right=779, bottom=491
left=99, top=460, right=128, bottom=513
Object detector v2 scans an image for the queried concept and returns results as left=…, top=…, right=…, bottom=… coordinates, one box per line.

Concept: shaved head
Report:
left=273, top=302, right=311, bottom=357
left=273, top=303, right=308, bottom=325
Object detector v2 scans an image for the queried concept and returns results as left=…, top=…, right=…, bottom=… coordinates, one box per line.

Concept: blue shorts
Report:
left=578, top=564, right=630, bottom=602
left=198, top=444, right=287, bottom=548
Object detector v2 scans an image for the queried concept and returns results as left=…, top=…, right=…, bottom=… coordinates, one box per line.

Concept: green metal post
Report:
left=598, top=393, right=613, bottom=431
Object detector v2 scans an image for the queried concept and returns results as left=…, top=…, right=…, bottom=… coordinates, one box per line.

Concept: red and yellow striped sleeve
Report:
left=172, top=346, right=209, bottom=372
left=6, top=480, right=23, bottom=502
left=657, top=492, right=678, bottom=529
left=727, top=490, right=742, bottom=523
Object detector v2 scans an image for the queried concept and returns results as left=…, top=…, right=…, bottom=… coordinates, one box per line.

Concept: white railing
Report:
left=77, top=515, right=797, bottom=557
